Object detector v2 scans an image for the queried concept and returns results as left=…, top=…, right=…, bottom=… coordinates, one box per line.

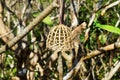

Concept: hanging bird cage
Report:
left=46, top=24, right=73, bottom=51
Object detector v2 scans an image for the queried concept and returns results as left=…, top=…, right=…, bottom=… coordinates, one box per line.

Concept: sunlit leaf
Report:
left=32, top=12, right=53, bottom=26
left=96, top=23, right=120, bottom=34
left=42, top=16, right=53, bottom=26
left=113, top=57, right=119, bottom=63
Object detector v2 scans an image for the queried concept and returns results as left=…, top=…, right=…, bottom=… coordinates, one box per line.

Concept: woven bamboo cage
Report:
left=46, top=24, right=73, bottom=51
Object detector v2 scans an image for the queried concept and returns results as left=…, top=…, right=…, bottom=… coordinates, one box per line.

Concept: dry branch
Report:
left=101, top=0, right=120, bottom=16
left=57, top=54, right=63, bottom=80
left=63, top=41, right=120, bottom=79
left=0, top=1, right=17, bottom=50
left=102, top=61, right=120, bottom=80
left=0, top=0, right=58, bottom=54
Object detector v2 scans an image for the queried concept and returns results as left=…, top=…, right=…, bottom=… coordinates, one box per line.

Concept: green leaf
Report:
left=32, top=11, right=40, bottom=17
left=113, top=57, right=119, bottom=63
left=32, top=12, right=53, bottom=26
left=42, top=16, right=53, bottom=26
left=99, top=34, right=107, bottom=45
left=95, top=23, right=120, bottom=34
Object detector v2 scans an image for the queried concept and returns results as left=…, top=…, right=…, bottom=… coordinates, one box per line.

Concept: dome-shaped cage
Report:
left=46, top=24, right=72, bottom=51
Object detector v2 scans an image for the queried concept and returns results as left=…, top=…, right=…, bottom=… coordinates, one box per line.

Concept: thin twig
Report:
left=101, top=0, right=120, bottom=16
left=102, top=61, right=120, bottom=80
left=63, top=41, right=120, bottom=79
left=57, top=54, right=63, bottom=80
left=59, top=0, right=64, bottom=24
left=84, top=0, right=102, bottom=43
left=70, top=0, right=79, bottom=27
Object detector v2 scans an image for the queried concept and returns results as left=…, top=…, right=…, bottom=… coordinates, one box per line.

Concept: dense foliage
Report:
left=0, top=0, right=120, bottom=80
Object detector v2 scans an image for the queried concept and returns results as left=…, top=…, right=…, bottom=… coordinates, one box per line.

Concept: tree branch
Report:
left=63, top=41, right=120, bottom=79
left=101, top=0, right=120, bottom=16
left=102, top=61, right=120, bottom=80
left=59, top=0, right=64, bottom=24
left=0, top=0, right=58, bottom=54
